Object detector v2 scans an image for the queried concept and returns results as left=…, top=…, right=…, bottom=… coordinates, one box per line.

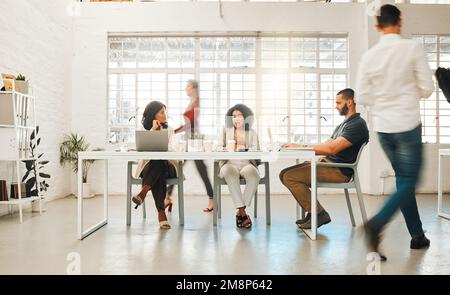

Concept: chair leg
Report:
left=254, top=189, right=258, bottom=218
left=354, top=173, right=368, bottom=224
left=126, top=164, right=132, bottom=226
left=178, top=161, right=184, bottom=226
left=344, top=188, right=356, bottom=227
left=296, top=203, right=305, bottom=220
left=266, top=184, right=271, bottom=226
left=142, top=199, right=146, bottom=219
left=218, top=184, right=222, bottom=219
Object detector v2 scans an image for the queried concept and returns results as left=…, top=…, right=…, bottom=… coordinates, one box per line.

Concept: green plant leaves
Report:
left=25, top=161, right=34, bottom=171
left=39, top=173, right=50, bottom=179
left=21, top=170, right=31, bottom=182
left=26, top=177, right=36, bottom=189
left=22, top=125, right=50, bottom=196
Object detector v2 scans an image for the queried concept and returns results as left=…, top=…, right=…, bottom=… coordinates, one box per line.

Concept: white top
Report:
left=356, top=34, right=435, bottom=133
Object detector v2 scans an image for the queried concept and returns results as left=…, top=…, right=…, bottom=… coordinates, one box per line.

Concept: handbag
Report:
left=435, top=67, right=450, bottom=103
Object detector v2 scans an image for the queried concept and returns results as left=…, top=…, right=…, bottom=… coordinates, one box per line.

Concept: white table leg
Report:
left=310, top=159, right=317, bottom=240
left=300, top=157, right=317, bottom=241
left=78, top=157, right=108, bottom=240
left=438, top=153, right=450, bottom=220
left=104, top=159, right=108, bottom=221
left=77, top=157, right=83, bottom=239
left=213, top=161, right=218, bottom=226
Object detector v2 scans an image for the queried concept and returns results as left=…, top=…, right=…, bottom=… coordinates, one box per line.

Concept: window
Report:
left=413, top=34, right=450, bottom=144
left=409, top=0, right=450, bottom=4
left=108, top=34, right=348, bottom=146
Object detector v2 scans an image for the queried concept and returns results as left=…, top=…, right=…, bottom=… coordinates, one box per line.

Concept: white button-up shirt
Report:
left=356, top=34, right=435, bottom=133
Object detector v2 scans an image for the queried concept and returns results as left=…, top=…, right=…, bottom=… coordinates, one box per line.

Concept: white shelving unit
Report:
left=0, top=78, right=43, bottom=222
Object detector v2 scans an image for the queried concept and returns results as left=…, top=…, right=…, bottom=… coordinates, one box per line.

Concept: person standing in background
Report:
left=356, top=4, right=435, bottom=260
left=172, top=79, right=214, bottom=212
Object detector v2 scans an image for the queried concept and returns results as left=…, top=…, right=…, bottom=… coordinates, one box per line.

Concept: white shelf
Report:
left=0, top=196, right=41, bottom=205
left=0, top=125, right=35, bottom=130
left=19, top=158, right=37, bottom=161
left=0, top=78, right=42, bottom=222
left=0, top=90, right=34, bottom=97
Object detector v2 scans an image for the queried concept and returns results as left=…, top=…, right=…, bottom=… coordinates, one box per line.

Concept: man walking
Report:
left=356, top=4, right=434, bottom=260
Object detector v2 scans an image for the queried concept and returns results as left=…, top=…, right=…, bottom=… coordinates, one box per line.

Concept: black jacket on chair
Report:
left=436, top=67, right=450, bottom=103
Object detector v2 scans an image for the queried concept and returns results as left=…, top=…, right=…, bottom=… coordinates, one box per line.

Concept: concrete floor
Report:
left=0, top=193, right=449, bottom=275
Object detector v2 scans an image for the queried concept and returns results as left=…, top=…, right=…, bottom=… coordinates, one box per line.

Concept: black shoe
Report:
left=364, top=221, right=387, bottom=261
left=295, top=213, right=311, bottom=225
left=410, top=234, right=430, bottom=249
left=298, top=211, right=331, bottom=230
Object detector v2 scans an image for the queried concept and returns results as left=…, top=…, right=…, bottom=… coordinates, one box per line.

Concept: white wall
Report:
left=69, top=2, right=450, bottom=196
left=0, top=0, right=74, bottom=215
left=71, top=2, right=368, bottom=196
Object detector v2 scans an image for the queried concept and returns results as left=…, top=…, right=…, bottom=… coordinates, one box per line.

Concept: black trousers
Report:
left=167, top=160, right=213, bottom=199
left=140, top=160, right=177, bottom=210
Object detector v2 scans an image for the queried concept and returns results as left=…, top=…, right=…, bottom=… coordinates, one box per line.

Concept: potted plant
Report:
left=59, top=133, right=100, bottom=198
left=22, top=125, right=50, bottom=212
left=15, top=74, right=29, bottom=94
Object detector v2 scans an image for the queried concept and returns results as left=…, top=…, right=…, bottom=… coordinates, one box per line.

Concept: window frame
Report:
left=107, top=32, right=348, bottom=145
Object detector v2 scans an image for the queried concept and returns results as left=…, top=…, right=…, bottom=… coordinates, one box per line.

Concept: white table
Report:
left=77, top=150, right=317, bottom=240
left=438, top=149, right=450, bottom=220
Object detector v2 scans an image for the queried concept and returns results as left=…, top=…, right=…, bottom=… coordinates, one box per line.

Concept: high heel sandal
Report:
left=159, top=220, right=171, bottom=229
left=236, top=215, right=243, bottom=228
left=132, top=195, right=144, bottom=209
left=164, top=197, right=173, bottom=213
left=165, top=201, right=173, bottom=213
left=240, top=215, right=252, bottom=229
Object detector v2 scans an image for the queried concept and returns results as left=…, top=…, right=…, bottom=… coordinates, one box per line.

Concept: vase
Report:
left=31, top=197, right=46, bottom=213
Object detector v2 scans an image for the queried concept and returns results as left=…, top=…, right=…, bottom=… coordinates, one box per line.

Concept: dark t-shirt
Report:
left=327, top=113, right=369, bottom=178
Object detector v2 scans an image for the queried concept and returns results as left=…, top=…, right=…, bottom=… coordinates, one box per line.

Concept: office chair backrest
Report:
left=353, top=142, right=367, bottom=167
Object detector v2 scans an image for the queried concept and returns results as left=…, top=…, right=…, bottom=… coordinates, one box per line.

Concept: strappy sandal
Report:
left=240, top=215, right=252, bottom=229
left=236, top=215, right=243, bottom=228
left=203, top=207, right=214, bottom=213
left=159, top=220, right=171, bottom=229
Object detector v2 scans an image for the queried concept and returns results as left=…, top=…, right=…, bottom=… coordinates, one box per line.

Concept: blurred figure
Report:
left=218, top=104, right=260, bottom=229
left=173, top=79, right=214, bottom=212
left=356, top=4, right=434, bottom=260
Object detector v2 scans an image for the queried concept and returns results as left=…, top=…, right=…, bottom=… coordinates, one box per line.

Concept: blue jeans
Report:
left=372, top=124, right=424, bottom=238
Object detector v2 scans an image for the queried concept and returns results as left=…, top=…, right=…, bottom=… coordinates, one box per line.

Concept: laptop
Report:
left=135, top=130, right=169, bottom=152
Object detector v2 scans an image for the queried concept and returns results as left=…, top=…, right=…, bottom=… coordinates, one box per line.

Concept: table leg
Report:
left=213, top=161, right=218, bottom=226
left=78, top=157, right=108, bottom=240
left=77, top=157, right=83, bottom=239
left=104, top=159, right=108, bottom=221
left=310, top=159, right=317, bottom=240
left=438, top=154, right=450, bottom=220
left=302, top=158, right=317, bottom=240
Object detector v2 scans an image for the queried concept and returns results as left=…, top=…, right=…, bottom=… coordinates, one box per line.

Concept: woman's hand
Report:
left=151, top=120, right=161, bottom=130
